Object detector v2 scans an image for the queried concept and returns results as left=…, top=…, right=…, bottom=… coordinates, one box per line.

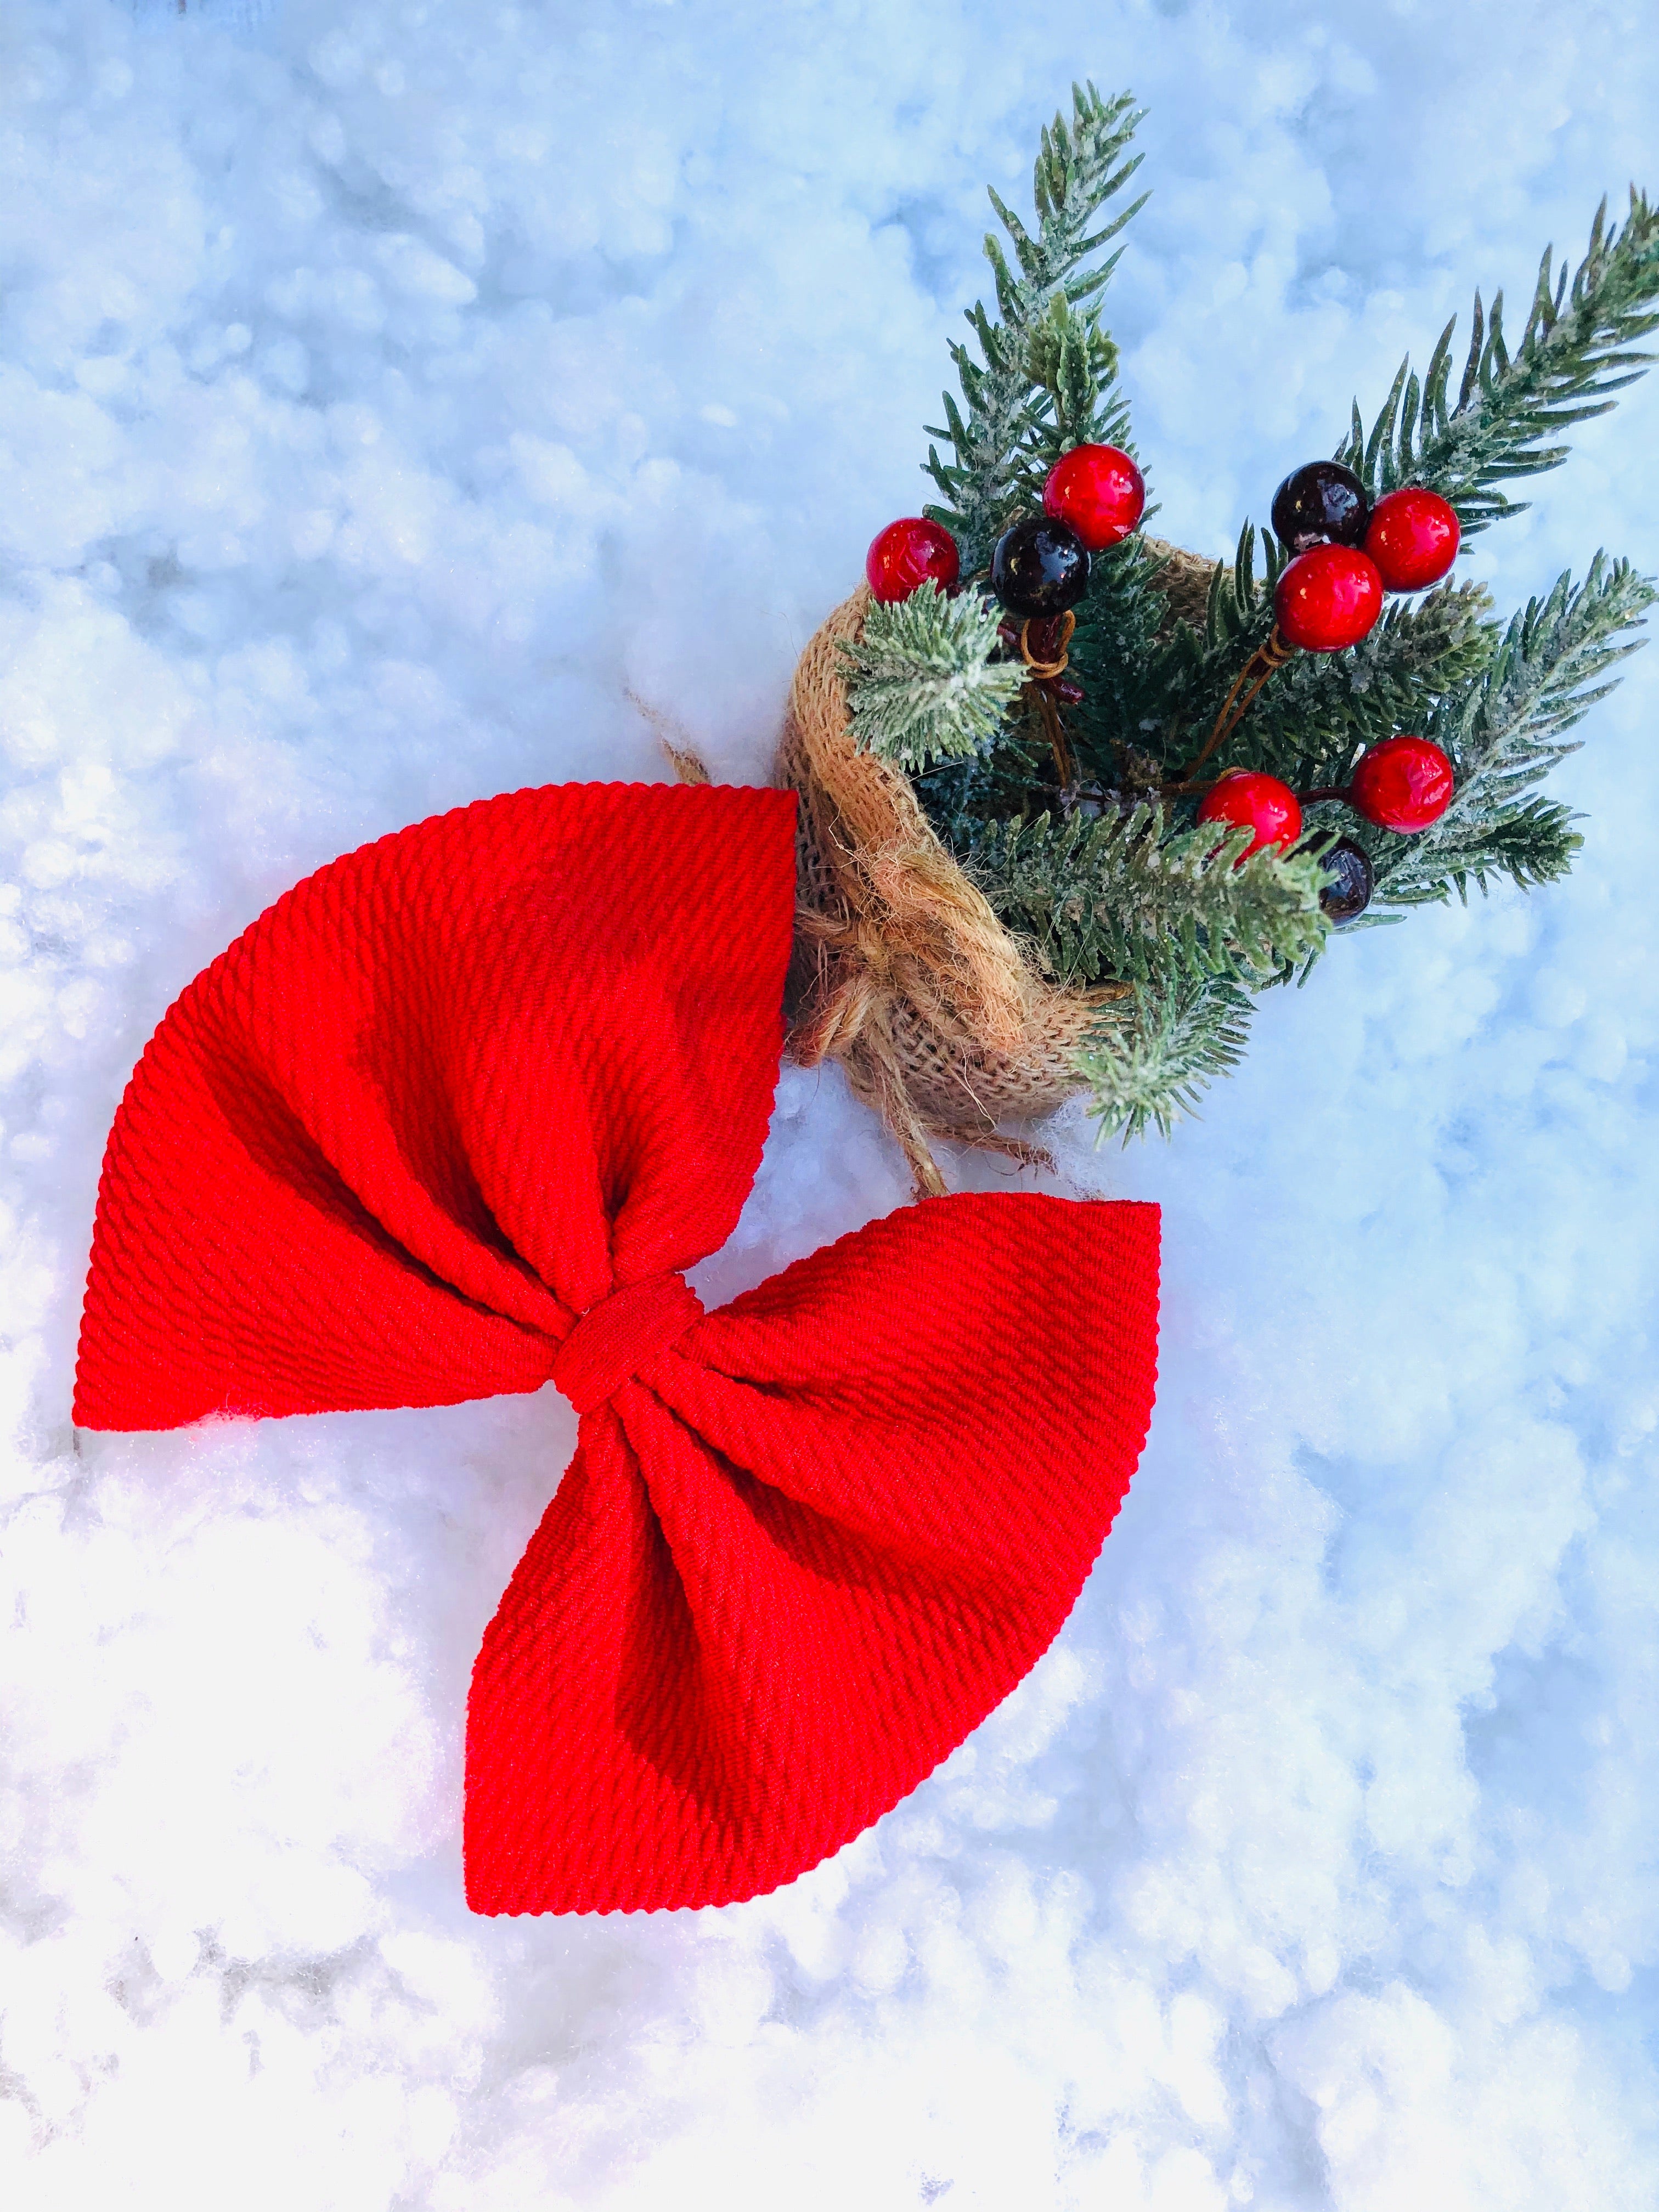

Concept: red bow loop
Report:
left=72, top=781, right=795, bottom=1430
left=72, top=780, right=1161, bottom=1916
left=551, top=1272, right=705, bottom=1414
left=467, top=1189, right=1159, bottom=1915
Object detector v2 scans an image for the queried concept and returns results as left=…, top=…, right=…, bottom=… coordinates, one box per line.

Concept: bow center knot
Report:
left=551, top=1271, right=704, bottom=1414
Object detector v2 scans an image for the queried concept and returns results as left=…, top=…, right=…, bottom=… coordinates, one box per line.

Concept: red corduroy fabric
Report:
left=74, top=780, right=1160, bottom=1915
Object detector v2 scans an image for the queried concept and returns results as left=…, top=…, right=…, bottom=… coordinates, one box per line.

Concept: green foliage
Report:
left=1203, top=520, right=1284, bottom=648
left=923, top=82, right=1147, bottom=571
left=1337, top=191, right=1659, bottom=534
left=1062, top=520, right=1283, bottom=795
left=1060, top=534, right=1196, bottom=785
left=1377, top=554, right=1656, bottom=903
left=964, top=804, right=1330, bottom=989
left=1381, top=795, right=1582, bottom=901
left=842, top=584, right=1024, bottom=772
left=1076, top=979, right=1254, bottom=1143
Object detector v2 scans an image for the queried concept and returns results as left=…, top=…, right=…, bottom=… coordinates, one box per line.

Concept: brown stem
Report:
left=1033, top=681, right=1075, bottom=789
left=1018, top=611, right=1076, bottom=679
left=1170, top=625, right=1297, bottom=792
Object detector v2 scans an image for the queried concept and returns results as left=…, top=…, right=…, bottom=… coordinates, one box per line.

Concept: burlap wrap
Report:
left=776, top=539, right=1215, bottom=1194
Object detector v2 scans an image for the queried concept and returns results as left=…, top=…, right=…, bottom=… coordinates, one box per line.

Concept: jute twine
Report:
left=772, top=537, right=1217, bottom=1195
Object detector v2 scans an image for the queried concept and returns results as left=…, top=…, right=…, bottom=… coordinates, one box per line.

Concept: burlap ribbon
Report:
left=777, top=584, right=1116, bottom=1194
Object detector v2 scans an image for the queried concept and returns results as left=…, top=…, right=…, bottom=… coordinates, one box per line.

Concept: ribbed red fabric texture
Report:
left=73, top=780, right=1161, bottom=1915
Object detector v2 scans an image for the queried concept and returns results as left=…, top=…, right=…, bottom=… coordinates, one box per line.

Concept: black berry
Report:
left=1318, top=836, right=1375, bottom=924
left=991, top=517, right=1090, bottom=618
left=1271, top=460, right=1369, bottom=554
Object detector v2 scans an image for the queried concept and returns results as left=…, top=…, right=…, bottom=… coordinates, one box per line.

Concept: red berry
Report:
left=1364, top=487, right=1460, bottom=592
left=1273, top=543, right=1384, bottom=652
left=1196, top=769, right=1303, bottom=861
left=1347, top=736, right=1454, bottom=832
left=1042, top=443, right=1146, bottom=551
left=866, top=517, right=960, bottom=603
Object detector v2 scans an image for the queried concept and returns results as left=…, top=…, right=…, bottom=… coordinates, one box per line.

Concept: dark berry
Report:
left=1318, top=837, right=1375, bottom=923
left=1271, top=460, right=1370, bottom=554
left=990, top=517, right=1090, bottom=618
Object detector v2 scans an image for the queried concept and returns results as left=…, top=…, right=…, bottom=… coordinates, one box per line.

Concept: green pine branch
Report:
left=1076, top=977, right=1253, bottom=1143
left=1338, top=190, right=1659, bottom=534
left=1376, top=553, right=1655, bottom=902
left=1378, top=795, right=1582, bottom=901
left=963, top=802, right=1330, bottom=989
left=841, top=584, right=1025, bottom=772
left=923, top=82, right=1147, bottom=570
left=1204, top=520, right=1283, bottom=648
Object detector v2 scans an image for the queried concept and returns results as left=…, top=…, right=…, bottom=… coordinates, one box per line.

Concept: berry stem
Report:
left=1017, top=610, right=1076, bottom=678
left=1032, top=680, right=1076, bottom=788
left=1169, top=626, right=1297, bottom=792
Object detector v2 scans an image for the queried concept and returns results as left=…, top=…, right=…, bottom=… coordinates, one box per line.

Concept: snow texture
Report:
left=4, top=1, right=1659, bottom=2203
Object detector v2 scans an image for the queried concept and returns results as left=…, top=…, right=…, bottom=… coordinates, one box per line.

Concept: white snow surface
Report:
left=3, top=1, right=1659, bottom=2203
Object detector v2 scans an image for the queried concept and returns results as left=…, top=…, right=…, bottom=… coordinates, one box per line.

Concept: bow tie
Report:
left=74, top=782, right=1159, bottom=1914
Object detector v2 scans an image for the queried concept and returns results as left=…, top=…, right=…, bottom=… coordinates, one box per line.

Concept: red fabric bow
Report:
left=74, top=782, right=1159, bottom=1914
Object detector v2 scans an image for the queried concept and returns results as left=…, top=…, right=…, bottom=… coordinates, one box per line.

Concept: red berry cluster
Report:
left=1193, top=460, right=1465, bottom=898
left=1042, top=443, right=1145, bottom=551
left=866, top=515, right=960, bottom=603
left=1196, top=770, right=1305, bottom=858
left=1198, top=734, right=1456, bottom=864
left=864, top=450, right=1458, bottom=923
left=1268, top=458, right=1462, bottom=652
left=1196, top=734, right=1454, bottom=932
left=1348, top=735, right=1455, bottom=830
left=865, top=443, right=1146, bottom=609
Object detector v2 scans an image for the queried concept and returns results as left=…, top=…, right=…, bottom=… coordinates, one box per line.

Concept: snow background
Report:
left=3, top=0, right=1658, bottom=2203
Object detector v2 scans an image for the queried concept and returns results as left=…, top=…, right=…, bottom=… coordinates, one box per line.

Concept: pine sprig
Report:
left=964, top=803, right=1330, bottom=989
left=1378, top=554, right=1655, bottom=902
left=1379, top=795, right=1582, bottom=901
left=1077, top=978, right=1253, bottom=1143
left=923, top=83, right=1147, bottom=569
left=841, top=585, right=1025, bottom=772
left=1204, top=520, right=1283, bottom=648
left=1338, top=191, right=1659, bottom=534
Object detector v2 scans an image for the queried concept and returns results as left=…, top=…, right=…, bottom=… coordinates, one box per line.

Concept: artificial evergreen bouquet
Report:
left=778, top=86, right=1659, bottom=1192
